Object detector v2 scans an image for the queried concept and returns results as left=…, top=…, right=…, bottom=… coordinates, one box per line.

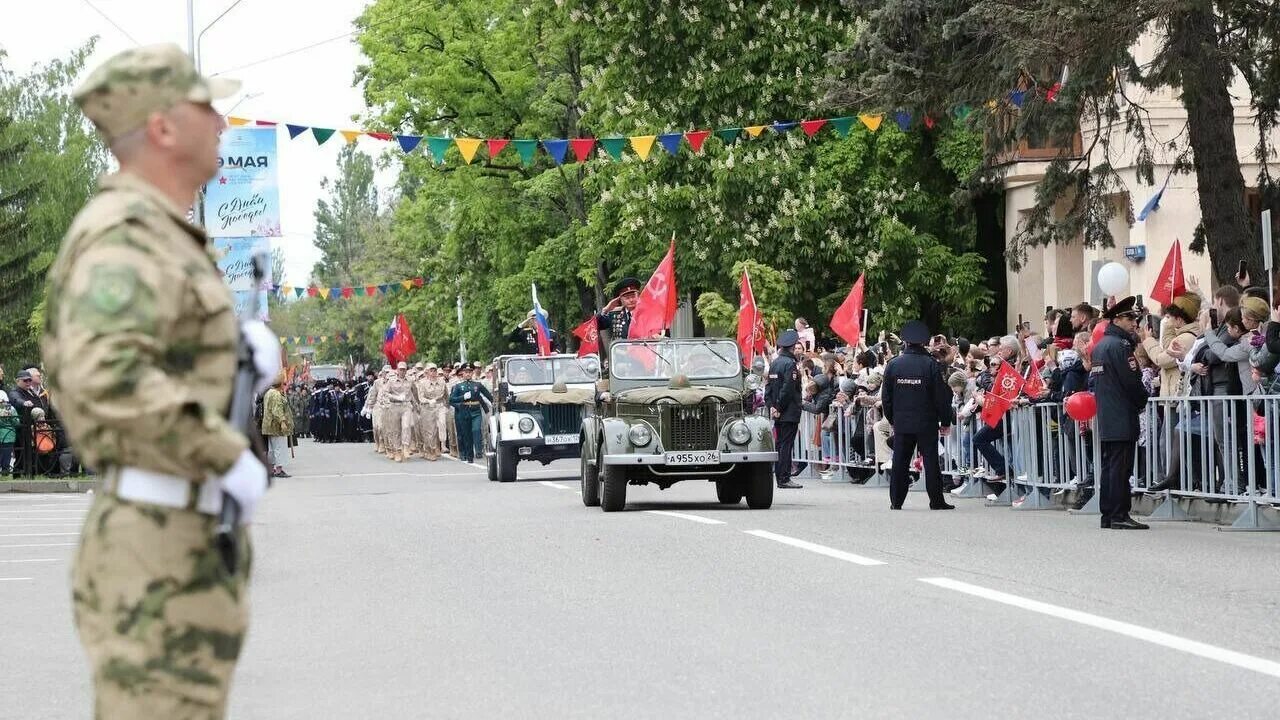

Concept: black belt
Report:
left=461, top=401, right=481, bottom=407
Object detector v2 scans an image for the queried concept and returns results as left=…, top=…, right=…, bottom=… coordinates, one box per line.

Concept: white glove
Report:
left=361, top=408, right=372, bottom=419
left=241, top=320, right=282, bottom=395
left=218, top=449, right=269, bottom=523
left=464, top=391, right=472, bottom=400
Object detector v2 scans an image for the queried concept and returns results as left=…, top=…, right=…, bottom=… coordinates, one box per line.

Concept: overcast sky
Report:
left=2, top=0, right=397, bottom=285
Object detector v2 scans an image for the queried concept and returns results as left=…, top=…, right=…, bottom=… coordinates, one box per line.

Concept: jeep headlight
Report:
left=728, top=420, right=752, bottom=445
left=518, top=416, right=535, bottom=433
left=628, top=423, right=653, bottom=447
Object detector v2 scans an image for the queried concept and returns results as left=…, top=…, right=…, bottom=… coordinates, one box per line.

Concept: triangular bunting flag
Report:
left=294, top=287, right=305, bottom=298
left=770, top=121, right=798, bottom=133
left=799, top=119, right=827, bottom=138
left=1046, top=82, right=1063, bottom=103
left=400, top=280, right=414, bottom=290
left=744, top=125, right=766, bottom=138
left=306, top=287, right=318, bottom=297
left=570, top=138, right=596, bottom=162
left=953, top=105, right=973, bottom=120
left=366, top=286, right=377, bottom=296
left=366, top=132, right=393, bottom=141
left=684, top=130, right=711, bottom=154
left=293, top=336, right=302, bottom=345
left=629, top=135, right=656, bottom=161
left=306, top=336, right=315, bottom=345
left=923, top=115, right=936, bottom=129
left=542, top=139, right=570, bottom=165
left=378, top=284, right=390, bottom=294
left=227, top=116, right=250, bottom=126
left=487, top=138, right=510, bottom=159
left=828, top=117, right=854, bottom=137
left=354, top=287, right=366, bottom=297
left=311, top=127, right=336, bottom=145
left=255, top=120, right=277, bottom=127
left=657, top=133, right=683, bottom=156
left=513, top=139, right=538, bottom=166
left=286, top=124, right=308, bottom=139
left=341, top=287, right=354, bottom=299
left=387, top=284, right=401, bottom=294
left=893, top=111, right=911, bottom=131
left=396, top=135, right=422, bottom=153
left=320, top=336, right=328, bottom=343
left=715, top=127, right=741, bottom=145
left=1009, top=89, right=1026, bottom=108
left=339, top=130, right=362, bottom=144
left=330, top=287, right=342, bottom=298
left=279, top=284, right=292, bottom=296
left=279, top=336, right=287, bottom=344
left=599, top=137, right=627, bottom=159
left=426, top=137, right=452, bottom=164
left=858, top=114, right=883, bottom=132
left=318, top=288, right=331, bottom=299
left=412, top=277, right=425, bottom=288
left=456, top=137, right=483, bottom=164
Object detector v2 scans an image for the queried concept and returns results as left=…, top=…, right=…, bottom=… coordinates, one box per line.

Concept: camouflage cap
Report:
left=74, top=43, right=241, bottom=141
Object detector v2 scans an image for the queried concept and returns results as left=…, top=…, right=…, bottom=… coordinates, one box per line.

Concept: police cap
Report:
left=613, top=277, right=641, bottom=296
left=776, top=329, right=799, bottom=347
left=1102, top=295, right=1143, bottom=320
left=900, top=320, right=930, bottom=345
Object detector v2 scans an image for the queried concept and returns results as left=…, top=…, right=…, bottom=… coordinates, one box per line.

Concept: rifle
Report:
left=214, top=253, right=267, bottom=575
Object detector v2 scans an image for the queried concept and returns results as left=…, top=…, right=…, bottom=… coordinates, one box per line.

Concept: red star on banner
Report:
left=218, top=176, right=227, bottom=184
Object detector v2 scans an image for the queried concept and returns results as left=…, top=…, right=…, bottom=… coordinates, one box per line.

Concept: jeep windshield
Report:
left=610, top=340, right=741, bottom=380
left=505, top=357, right=599, bottom=386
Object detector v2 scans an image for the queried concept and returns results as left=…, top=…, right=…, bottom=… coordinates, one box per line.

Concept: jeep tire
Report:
left=580, top=445, right=601, bottom=507
left=601, top=464, right=627, bottom=512
left=486, top=449, right=498, bottom=482
left=715, top=478, right=744, bottom=504
left=496, top=445, right=518, bottom=483
left=744, top=464, right=773, bottom=509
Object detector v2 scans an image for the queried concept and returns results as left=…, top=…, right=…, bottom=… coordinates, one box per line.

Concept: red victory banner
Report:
left=572, top=316, right=599, bottom=357
left=737, top=270, right=767, bottom=365
left=629, top=238, right=678, bottom=339
left=1149, top=238, right=1186, bottom=307
left=381, top=313, right=417, bottom=366
left=829, top=273, right=866, bottom=346
left=980, top=360, right=1025, bottom=427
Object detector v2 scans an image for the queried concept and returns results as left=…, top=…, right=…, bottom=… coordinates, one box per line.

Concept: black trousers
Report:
left=890, top=430, right=945, bottom=506
left=1100, top=441, right=1135, bottom=521
left=774, top=421, right=798, bottom=484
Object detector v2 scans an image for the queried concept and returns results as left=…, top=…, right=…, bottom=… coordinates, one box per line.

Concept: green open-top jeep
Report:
left=579, top=338, right=777, bottom=511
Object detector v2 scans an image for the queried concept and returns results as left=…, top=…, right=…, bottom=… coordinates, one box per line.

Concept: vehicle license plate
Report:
left=664, top=450, right=720, bottom=465
left=544, top=433, right=578, bottom=445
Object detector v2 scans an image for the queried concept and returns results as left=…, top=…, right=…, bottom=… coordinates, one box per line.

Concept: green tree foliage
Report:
left=304, top=0, right=991, bottom=362
left=832, top=0, right=1280, bottom=285
left=311, top=145, right=381, bottom=286
left=0, top=43, right=106, bottom=373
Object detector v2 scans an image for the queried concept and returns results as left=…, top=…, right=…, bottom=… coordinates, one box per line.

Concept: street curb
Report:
left=0, top=478, right=98, bottom=494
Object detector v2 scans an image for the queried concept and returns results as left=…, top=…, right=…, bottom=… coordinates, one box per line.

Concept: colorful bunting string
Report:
left=226, top=74, right=1068, bottom=167
left=273, top=276, right=427, bottom=302
left=279, top=332, right=352, bottom=345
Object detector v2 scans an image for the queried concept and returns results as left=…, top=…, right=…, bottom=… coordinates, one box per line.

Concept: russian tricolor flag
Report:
left=531, top=284, right=553, bottom=356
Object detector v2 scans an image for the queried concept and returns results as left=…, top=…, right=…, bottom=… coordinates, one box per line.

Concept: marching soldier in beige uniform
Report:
left=409, top=362, right=426, bottom=456
left=362, top=367, right=384, bottom=453
left=42, top=44, right=277, bottom=719
left=381, top=362, right=415, bottom=462
left=414, top=363, right=449, bottom=460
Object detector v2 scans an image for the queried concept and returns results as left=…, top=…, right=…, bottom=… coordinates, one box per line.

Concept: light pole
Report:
left=186, top=0, right=247, bottom=228
left=456, top=295, right=468, bottom=363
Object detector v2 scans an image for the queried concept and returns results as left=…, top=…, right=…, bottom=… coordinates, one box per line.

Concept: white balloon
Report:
left=1097, top=262, right=1129, bottom=296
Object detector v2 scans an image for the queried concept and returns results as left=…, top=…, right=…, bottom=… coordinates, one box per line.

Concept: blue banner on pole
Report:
left=204, top=127, right=282, bottom=237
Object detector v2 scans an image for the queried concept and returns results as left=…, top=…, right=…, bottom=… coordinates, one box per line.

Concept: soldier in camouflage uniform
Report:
left=381, top=362, right=414, bottom=462
left=362, top=367, right=386, bottom=454
left=41, top=45, right=275, bottom=719
left=414, top=363, right=449, bottom=460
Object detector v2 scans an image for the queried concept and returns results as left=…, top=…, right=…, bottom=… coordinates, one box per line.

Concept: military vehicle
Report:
left=580, top=338, right=776, bottom=511
left=486, top=354, right=599, bottom=482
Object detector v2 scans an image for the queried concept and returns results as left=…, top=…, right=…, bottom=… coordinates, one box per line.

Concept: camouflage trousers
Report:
left=73, top=493, right=251, bottom=720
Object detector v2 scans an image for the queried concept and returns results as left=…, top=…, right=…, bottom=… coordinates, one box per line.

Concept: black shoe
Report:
left=777, top=481, right=803, bottom=489
left=889, top=503, right=902, bottom=510
left=274, top=470, right=291, bottom=478
left=929, top=502, right=955, bottom=510
left=1110, top=517, right=1150, bottom=530
left=1149, top=477, right=1179, bottom=492
left=1100, top=518, right=1111, bottom=529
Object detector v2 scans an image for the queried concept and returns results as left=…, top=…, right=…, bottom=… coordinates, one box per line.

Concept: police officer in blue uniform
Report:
left=1090, top=296, right=1150, bottom=530
left=764, top=329, right=804, bottom=489
left=596, top=277, right=641, bottom=341
left=881, top=320, right=954, bottom=510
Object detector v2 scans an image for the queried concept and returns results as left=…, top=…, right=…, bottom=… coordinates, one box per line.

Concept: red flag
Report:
left=1149, top=239, right=1186, bottom=306
left=991, top=360, right=1025, bottom=403
left=382, top=313, right=417, bottom=365
left=572, top=316, right=599, bottom=357
left=979, top=392, right=1012, bottom=428
left=630, top=239, right=677, bottom=339
left=829, top=274, right=865, bottom=346
left=737, top=271, right=767, bottom=365
left=1023, top=364, right=1046, bottom=400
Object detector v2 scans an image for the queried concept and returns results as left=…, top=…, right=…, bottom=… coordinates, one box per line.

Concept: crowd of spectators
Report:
left=759, top=275, right=1280, bottom=505
left=1, top=364, right=82, bottom=477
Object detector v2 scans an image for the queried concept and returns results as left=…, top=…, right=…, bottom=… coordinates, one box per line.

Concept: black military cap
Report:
left=1102, top=295, right=1143, bottom=320
left=776, top=329, right=799, bottom=347
left=613, top=277, right=641, bottom=296
left=900, top=320, right=930, bottom=345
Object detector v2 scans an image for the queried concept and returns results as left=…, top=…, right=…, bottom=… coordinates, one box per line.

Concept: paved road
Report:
left=4, top=440, right=1279, bottom=719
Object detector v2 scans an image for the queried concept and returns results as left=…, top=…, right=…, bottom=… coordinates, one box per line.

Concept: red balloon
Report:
left=1064, top=391, right=1098, bottom=422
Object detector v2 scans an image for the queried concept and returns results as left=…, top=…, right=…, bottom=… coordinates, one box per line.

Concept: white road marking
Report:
left=0, top=543, right=78, bottom=549
left=920, top=577, right=1280, bottom=680
left=0, top=558, right=57, bottom=564
left=0, top=503, right=90, bottom=508
left=0, top=510, right=89, bottom=514
left=0, top=533, right=80, bottom=538
left=644, top=510, right=726, bottom=525
left=537, top=481, right=573, bottom=490
left=0, top=524, right=82, bottom=528
left=743, top=530, right=886, bottom=566
left=0, top=577, right=33, bottom=582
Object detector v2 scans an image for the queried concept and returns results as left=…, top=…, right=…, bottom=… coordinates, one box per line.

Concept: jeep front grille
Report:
left=665, top=404, right=718, bottom=451
left=543, top=404, right=583, bottom=436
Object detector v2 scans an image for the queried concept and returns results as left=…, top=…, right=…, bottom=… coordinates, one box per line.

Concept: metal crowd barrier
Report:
left=781, top=394, right=1279, bottom=531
